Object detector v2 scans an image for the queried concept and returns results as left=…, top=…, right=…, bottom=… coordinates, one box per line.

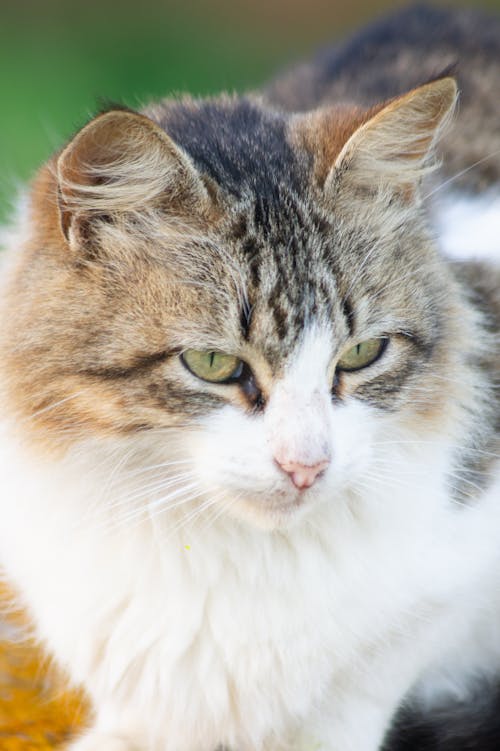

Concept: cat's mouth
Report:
left=267, top=492, right=306, bottom=512
left=230, top=485, right=316, bottom=529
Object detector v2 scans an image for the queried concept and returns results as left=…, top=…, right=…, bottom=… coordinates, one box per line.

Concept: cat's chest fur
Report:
left=1, top=426, right=496, bottom=750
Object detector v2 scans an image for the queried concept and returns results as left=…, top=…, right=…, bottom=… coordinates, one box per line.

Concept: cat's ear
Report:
left=327, top=77, right=457, bottom=197
left=56, top=109, right=210, bottom=246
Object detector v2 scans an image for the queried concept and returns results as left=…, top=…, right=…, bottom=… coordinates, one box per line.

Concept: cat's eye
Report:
left=337, top=337, right=388, bottom=372
left=181, top=350, right=244, bottom=383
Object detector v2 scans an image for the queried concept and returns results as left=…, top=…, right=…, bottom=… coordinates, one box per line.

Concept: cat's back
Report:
left=265, top=4, right=500, bottom=191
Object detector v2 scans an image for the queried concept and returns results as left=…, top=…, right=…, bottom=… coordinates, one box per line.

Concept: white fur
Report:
left=1, top=314, right=500, bottom=751
left=436, top=190, right=500, bottom=262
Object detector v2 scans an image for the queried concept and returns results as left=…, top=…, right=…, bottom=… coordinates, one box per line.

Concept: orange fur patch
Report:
left=0, top=582, right=90, bottom=749
left=290, top=103, right=372, bottom=184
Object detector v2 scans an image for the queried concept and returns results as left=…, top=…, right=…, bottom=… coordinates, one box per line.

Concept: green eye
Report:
left=181, top=350, right=243, bottom=383
left=337, top=337, right=387, bottom=372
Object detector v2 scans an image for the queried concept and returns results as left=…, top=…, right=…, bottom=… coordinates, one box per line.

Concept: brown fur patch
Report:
left=290, top=104, right=371, bottom=184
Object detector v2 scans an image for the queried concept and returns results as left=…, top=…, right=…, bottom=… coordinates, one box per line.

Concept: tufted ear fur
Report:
left=57, top=109, right=210, bottom=248
left=327, top=77, right=458, bottom=197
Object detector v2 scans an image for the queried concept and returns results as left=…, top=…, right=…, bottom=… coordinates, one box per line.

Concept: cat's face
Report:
left=161, top=190, right=449, bottom=528
left=1, top=78, right=465, bottom=528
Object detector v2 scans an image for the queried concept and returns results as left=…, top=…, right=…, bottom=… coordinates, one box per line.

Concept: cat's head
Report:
left=2, top=76, right=472, bottom=529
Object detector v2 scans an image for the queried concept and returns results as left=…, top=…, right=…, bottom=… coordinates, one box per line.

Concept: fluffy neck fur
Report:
left=2, top=413, right=500, bottom=751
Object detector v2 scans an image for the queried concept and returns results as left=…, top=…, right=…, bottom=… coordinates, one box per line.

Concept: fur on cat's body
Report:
left=1, top=6, right=500, bottom=751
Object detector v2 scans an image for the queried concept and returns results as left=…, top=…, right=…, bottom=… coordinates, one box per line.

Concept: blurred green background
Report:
left=1, top=0, right=499, bottom=223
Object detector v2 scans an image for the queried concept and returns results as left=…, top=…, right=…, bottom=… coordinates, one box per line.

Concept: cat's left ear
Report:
left=327, top=76, right=457, bottom=198
left=56, top=109, right=211, bottom=245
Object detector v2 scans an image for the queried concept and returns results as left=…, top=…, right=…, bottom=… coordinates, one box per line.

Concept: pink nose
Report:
left=275, top=459, right=330, bottom=490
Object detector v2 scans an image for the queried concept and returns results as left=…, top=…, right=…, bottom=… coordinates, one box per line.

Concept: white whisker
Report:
left=423, top=150, right=500, bottom=200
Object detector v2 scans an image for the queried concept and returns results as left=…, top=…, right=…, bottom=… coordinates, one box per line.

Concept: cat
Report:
left=0, top=4, right=500, bottom=751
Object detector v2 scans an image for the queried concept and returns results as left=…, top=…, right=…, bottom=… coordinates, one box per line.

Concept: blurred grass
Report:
left=1, top=0, right=500, bottom=223
left=0, top=3, right=288, bottom=221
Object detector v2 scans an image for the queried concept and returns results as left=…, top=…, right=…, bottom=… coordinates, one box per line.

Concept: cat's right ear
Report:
left=295, top=77, right=457, bottom=202
left=328, top=77, right=457, bottom=198
left=56, top=109, right=210, bottom=248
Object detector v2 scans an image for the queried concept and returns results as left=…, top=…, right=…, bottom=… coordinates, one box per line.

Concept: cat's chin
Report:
left=226, top=488, right=317, bottom=531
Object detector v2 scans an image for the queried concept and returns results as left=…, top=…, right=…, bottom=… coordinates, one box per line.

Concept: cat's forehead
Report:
left=148, top=96, right=311, bottom=199
left=184, top=195, right=349, bottom=368
left=146, top=98, right=345, bottom=361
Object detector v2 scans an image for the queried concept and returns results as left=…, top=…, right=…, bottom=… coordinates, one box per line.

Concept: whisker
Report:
left=23, top=391, right=86, bottom=421
left=103, top=471, right=197, bottom=511
left=162, top=492, right=226, bottom=540
left=118, top=458, right=193, bottom=482
left=199, top=490, right=239, bottom=533
left=371, top=439, right=500, bottom=461
left=423, top=150, right=500, bottom=200
left=91, top=479, right=201, bottom=533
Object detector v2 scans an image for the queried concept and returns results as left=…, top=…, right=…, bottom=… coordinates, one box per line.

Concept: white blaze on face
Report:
left=264, top=328, right=334, bottom=489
